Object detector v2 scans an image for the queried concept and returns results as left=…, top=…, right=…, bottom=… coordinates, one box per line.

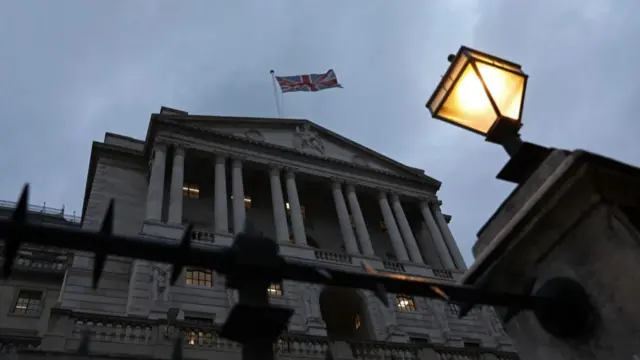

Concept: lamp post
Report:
left=426, top=46, right=551, bottom=184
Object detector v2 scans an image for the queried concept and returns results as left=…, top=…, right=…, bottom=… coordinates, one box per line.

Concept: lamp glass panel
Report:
left=438, top=63, right=496, bottom=134
left=428, top=53, right=468, bottom=115
left=476, top=62, right=526, bottom=121
left=470, top=51, right=523, bottom=73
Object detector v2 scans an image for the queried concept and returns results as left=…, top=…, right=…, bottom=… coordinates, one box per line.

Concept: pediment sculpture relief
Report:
left=293, top=124, right=325, bottom=154
left=244, top=129, right=265, bottom=142
left=351, top=155, right=370, bottom=167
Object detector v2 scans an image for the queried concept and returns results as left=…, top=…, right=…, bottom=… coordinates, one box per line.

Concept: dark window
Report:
left=410, top=337, right=430, bottom=345
left=446, top=303, right=460, bottom=316
left=13, top=290, right=43, bottom=315
left=184, top=316, right=214, bottom=326
left=464, top=341, right=481, bottom=348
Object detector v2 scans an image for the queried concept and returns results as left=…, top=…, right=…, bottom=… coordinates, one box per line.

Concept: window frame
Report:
left=267, top=283, right=283, bottom=296
left=185, top=268, right=213, bottom=287
left=10, top=289, right=44, bottom=316
left=396, top=294, right=417, bottom=312
left=182, top=183, right=200, bottom=199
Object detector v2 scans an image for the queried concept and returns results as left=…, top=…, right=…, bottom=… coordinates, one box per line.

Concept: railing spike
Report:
left=171, top=333, right=183, bottom=360
left=76, top=329, right=91, bottom=355
left=171, top=224, right=193, bottom=285
left=92, top=200, right=114, bottom=289
left=1, top=184, right=30, bottom=278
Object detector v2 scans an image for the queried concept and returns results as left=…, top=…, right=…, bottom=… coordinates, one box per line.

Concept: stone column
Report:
left=269, top=165, right=289, bottom=243
left=214, top=155, right=228, bottom=233
left=145, top=142, right=167, bottom=221
left=390, top=194, right=424, bottom=264
left=431, top=202, right=467, bottom=270
left=284, top=169, right=308, bottom=246
left=332, top=180, right=359, bottom=254
left=345, top=183, right=375, bottom=256
left=378, top=191, right=409, bottom=262
left=231, top=158, right=246, bottom=234
left=420, top=200, right=455, bottom=269
left=167, top=146, right=185, bottom=224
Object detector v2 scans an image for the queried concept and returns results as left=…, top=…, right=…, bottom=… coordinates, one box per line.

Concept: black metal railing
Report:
left=0, top=185, right=598, bottom=360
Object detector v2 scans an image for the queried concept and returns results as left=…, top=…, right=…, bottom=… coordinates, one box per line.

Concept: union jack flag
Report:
left=275, top=69, right=343, bottom=93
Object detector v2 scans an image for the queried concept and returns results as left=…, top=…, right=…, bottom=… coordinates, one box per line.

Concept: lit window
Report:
left=185, top=269, right=212, bottom=287
left=284, top=202, right=306, bottom=219
left=267, top=283, right=283, bottom=296
left=183, top=184, right=200, bottom=199
left=231, top=195, right=252, bottom=209
left=354, top=314, right=361, bottom=330
left=380, top=221, right=388, bottom=232
left=187, top=331, right=213, bottom=345
left=396, top=294, right=416, bottom=311
left=13, top=290, right=43, bottom=315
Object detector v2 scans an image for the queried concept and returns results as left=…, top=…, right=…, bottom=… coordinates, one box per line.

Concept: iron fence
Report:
left=0, top=185, right=598, bottom=360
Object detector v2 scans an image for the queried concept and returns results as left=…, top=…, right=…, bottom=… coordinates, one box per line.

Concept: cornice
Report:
left=82, top=142, right=147, bottom=222
left=151, top=118, right=440, bottom=191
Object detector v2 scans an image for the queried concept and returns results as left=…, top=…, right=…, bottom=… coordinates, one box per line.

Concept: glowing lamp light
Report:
left=426, top=46, right=528, bottom=145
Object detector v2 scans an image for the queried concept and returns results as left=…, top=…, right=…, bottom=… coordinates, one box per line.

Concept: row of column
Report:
left=145, top=142, right=466, bottom=270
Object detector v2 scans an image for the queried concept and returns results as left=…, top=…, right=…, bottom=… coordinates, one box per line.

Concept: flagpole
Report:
left=270, top=70, right=282, bottom=118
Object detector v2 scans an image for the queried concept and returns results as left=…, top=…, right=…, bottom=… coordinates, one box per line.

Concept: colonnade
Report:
left=145, top=142, right=467, bottom=270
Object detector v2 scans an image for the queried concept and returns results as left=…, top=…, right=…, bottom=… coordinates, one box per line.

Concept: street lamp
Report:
left=426, top=46, right=551, bottom=184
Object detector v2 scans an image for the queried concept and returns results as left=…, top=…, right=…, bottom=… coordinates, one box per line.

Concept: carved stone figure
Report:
left=227, top=288, right=239, bottom=307
left=151, top=263, right=171, bottom=302
left=301, top=284, right=323, bottom=324
left=293, top=124, right=325, bottom=154
left=244, top=129, right=265, bottom=142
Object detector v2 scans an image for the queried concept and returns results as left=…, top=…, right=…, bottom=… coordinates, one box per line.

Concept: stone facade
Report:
left=463, top=149, right=640, bottom=359
left=0, top=107, right=517, bottom=360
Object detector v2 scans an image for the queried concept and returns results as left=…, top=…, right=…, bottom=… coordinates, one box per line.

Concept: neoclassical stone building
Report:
left=0, top=107, right=517, bottom=360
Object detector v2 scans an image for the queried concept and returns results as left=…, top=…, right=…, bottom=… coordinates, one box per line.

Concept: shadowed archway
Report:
left=319, top=286, right=374, bottom=341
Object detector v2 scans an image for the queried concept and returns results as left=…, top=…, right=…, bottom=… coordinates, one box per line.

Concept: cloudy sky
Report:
left=1, top=0, right=639, bottom=264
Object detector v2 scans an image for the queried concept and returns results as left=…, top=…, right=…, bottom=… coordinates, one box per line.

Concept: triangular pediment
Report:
left=169, top=115, right=434, bottom=182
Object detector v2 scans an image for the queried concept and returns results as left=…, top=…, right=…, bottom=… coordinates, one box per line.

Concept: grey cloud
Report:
left=1, top=1, right=638, bottom=265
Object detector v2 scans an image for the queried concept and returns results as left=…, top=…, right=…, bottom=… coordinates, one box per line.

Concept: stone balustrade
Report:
left=382, top=260, right=406, bottom=273
left=29, top=309, right=518, bottom=360
left=314, top=249, right=353, bottom=264
left=350, top=340, right=419, bottom=360
left=431, top=269, right=454, bottom=280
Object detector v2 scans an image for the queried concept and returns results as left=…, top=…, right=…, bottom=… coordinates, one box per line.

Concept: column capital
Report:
left=331, top=179, right=343, bottom=190
left=153, top=140, right=169, bottom=152
left=215, top=156, right=227, bottom=166
left=377, top=190, right=389, bottom=200
left=330, top=177, right=344, bottom=184
left=284, top=168, right=296, bottom=180
left=269, top=165, right=282, bottom=177
left=231, top=158, right=243, bottom=168
left=174, top=145, right=187, bottom=158
left=389, top=193, right=400, bottom=203
left=344, top=182, right=357, bottom=193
